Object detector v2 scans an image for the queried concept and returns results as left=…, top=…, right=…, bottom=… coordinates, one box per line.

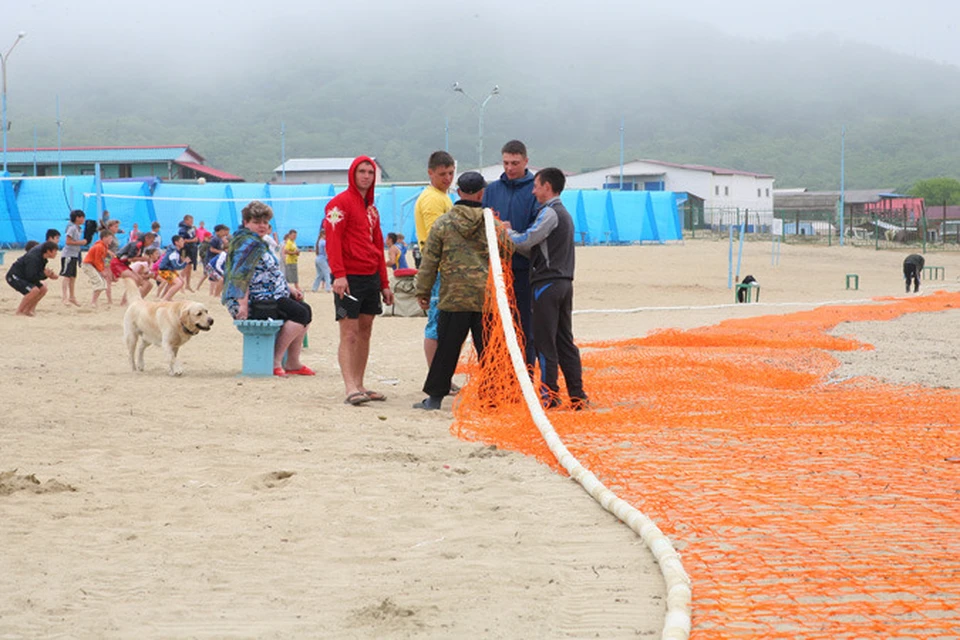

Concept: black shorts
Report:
left=183, top=244, right=198, bottom=267
left=60, top=256, right=79, bottom=278
left=334, top=273, right=383, bottom=320
left=249, top=296, right=312, bottom=326
left=6, top=272, right=38, bottom=295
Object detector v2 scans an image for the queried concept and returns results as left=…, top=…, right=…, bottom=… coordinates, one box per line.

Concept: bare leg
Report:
left=162, top=277, right=184, bottom=301
left=424, top=337, right=438, bottom=367
left=183, top=264, right=194, bottom=291
left=17, top=285, right=46, bottom=316
left=337, top=314, right=374, bottom=395
left=62, top=276, right=79, bottom=305
left=274, top=321, right=308, bottom=369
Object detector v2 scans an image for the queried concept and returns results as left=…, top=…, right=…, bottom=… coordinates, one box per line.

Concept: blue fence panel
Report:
left=87, top=182, right=154, bottom=246
left=649, top=191, right=682, bottom=241
left=578, top=191, right=612, bottom=244
left=152, top=183, right=232, bottom=240
left=0, top=178, right=25, bottom=245
left=375, top=186, right=423, bottom=241
left=10, top=179, right=73, bottom=243
left=609, top=191, right=646, bottom=242
left=264, top=183, right=334, bottom=244
left=0, top=181, right=686, bottom=248
left=63, top=177, right=97, bottom=213
left=225, top=184, right=271, bottom=230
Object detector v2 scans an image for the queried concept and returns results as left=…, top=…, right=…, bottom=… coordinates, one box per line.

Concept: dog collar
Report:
left=180, top=322, right=199, bottom=336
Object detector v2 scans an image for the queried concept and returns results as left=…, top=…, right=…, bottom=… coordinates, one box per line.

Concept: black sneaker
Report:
left=541, top=396, right=562, bottom=409
left=413, top=396, right=443, bottom=411
left=570, top=397, right=590, bottom=411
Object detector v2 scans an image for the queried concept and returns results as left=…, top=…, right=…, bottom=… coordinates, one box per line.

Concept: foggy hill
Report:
left=8, top=12, right=960, bottom=189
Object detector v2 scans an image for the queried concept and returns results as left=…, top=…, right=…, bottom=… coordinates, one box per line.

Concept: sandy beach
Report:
left=2, top=237, right=958, bottom=638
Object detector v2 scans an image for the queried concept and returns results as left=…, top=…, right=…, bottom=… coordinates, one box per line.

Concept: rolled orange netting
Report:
left=455, top=277, right=960, bottom=638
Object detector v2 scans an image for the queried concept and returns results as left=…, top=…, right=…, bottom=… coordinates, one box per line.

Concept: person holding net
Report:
left=505, top=167, right=588, bottom=411
left=412, top=171, right=512, bottom=410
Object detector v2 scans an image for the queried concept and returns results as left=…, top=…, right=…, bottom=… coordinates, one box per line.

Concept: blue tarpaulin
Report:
left=0, top=177, right=683, bottom=248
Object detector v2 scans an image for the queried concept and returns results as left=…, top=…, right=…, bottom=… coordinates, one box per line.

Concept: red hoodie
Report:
left=323, top=155, right=389, bottom=289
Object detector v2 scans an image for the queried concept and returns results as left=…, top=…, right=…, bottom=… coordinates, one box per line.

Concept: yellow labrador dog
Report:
left=122, top=282, right=214, bottom=376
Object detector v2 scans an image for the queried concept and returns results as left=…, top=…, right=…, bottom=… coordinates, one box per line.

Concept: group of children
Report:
left=6, top=210, right=236, bottom=315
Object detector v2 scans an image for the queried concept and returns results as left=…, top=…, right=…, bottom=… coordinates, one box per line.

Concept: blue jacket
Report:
left=482, top=170, right=538, bottom=272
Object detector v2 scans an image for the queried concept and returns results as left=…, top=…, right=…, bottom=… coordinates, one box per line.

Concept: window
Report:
left=757, top=188, right=761, bottom=197
left=715, top=185, right=719, bottom=196
left=766, top=188, right=770, bottom=197
left=118, top=164, right=132, bottom=179
left=724, top=186, right=729, bottom=196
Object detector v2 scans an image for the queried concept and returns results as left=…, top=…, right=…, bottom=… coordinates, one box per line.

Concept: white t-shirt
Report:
left=62, top=223, right=83, bottom=259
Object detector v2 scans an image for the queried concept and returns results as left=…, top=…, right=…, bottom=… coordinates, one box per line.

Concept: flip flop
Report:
left=273, top=367, right=288, bottom=378
left=344, top=391, right=371, bottom=406
left=364, top=390, right=387, bottom=401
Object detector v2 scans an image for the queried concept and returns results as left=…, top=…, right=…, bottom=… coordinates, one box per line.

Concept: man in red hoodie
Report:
left=324, top=156, right=395, bottom=405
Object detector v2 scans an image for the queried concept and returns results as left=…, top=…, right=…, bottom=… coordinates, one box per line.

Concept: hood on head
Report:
left=348, top=155, right=378, bottom=206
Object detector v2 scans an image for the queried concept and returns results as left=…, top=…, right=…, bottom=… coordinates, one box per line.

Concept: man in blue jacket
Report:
left=482, top=139, right=539, bottom=367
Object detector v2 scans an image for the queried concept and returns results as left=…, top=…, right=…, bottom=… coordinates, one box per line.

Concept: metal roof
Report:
left=635, top=159, right=774, bottom=179
left=177, top=161, right=244, bottom=182
left=4, top=145, right=197, bottom=164
left=781, top=189, right=896, bottom=205
left=275, top=157, right=387, bottom=178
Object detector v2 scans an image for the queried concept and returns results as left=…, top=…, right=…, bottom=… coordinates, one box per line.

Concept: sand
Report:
left=1, top=238, right=957, bottom=638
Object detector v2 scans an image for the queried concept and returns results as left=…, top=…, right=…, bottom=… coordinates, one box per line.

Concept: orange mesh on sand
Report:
left=455, top=282, right=960, bottom=638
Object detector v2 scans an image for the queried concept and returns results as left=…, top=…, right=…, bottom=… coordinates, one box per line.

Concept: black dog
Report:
left=737, top=275, right=758, bottom=303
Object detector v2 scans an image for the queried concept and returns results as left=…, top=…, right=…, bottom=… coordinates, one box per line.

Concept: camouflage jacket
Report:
left=414, top=201, right=512, bottom=312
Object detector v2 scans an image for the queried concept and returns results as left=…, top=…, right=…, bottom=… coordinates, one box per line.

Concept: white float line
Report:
left=81, top=192, right=333, bottom=203
left=483, top=209, right=692, bottom=640
left=0, top=175, right=71, bottom=181
left=572, top=294, right=950, bottom=315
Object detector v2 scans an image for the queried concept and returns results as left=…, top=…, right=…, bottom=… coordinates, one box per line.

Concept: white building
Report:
left=564, top=159, right=775, bottom=214
left=273, top=157, right=387, bottom=184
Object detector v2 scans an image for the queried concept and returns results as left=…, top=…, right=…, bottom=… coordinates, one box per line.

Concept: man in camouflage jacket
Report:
left=412, top=171, right=512, bottom=410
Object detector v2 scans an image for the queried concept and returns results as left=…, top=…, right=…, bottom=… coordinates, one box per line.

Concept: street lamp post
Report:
left=1, top=31, right=27, bottom=174
left=280, top=120, right=286, bottom=183
left=452, top=82, right=499, bottom=170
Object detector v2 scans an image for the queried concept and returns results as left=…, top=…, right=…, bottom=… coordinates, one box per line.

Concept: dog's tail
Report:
left=121, top=276, right=143, bottom=301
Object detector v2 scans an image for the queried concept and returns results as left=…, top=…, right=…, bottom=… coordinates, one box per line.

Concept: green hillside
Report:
left=8, top=20, right=960, bottom=190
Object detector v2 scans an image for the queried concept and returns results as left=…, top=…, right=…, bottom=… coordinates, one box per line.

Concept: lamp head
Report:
left=452, top=82, right=463, bottom=93
left=491, top=85, right=500, bottom=95
left=18, top=32, right=26, bottom=39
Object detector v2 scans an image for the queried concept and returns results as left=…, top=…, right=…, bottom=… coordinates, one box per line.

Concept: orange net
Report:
left=454, top=270, right=960, bottom=638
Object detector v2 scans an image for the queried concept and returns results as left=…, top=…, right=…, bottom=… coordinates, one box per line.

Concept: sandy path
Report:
left=2, top=238, right=956, bottom=638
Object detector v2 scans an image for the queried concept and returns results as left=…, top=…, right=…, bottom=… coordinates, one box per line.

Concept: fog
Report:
left=3, top=0, right=958, bottom=185
left=5, top=0, right=958, bottom=88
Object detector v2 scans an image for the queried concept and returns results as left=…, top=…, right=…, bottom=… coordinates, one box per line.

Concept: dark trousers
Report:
left=423, top=310, right=486, bottom=398
left=904, top=264, right=920, bottom=292
left=532, top=279, right=585, bottom=400
left=512, top=268, right=536, bottom=368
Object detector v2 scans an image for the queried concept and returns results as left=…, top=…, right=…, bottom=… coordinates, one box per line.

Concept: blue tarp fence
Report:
left=0, top=176, right=682, bottom=248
